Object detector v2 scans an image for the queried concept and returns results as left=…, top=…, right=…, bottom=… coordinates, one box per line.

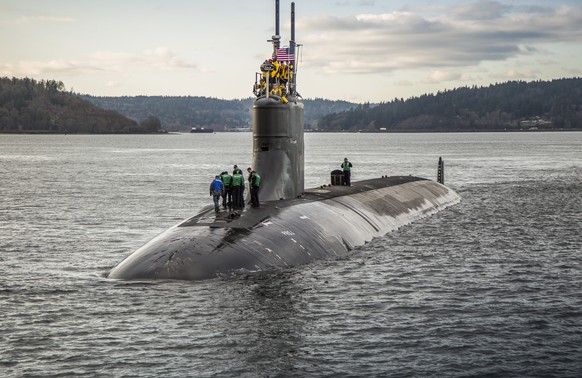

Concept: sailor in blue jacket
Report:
left=209, top=175, right=224, bottom=212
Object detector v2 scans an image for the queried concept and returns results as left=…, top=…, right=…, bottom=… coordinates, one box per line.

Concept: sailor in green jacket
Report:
left=220, top=171, right=232, bottom=209
left=341, top=157, right=353, bottom=186
left=231, top=170, right=245, bottom=215
left=250, top=171, right=261, bottom=207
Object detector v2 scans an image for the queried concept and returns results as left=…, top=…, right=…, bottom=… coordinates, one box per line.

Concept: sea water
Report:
left=1, top=132, right=581, bottom=377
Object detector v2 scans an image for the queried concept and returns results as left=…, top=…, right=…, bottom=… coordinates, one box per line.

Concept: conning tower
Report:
left=252, top=0, right=304, bottom=201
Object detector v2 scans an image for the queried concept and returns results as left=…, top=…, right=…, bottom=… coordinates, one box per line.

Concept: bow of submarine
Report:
left=107, top=176, right=461, bottom=281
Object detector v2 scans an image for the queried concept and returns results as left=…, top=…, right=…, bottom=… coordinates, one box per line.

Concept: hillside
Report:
left=318, top=78, right=582, bottom=132
left=81, top=95, right=356, bottom=132
left=0, top=77, right=158, bottom=133
left=5, top=76, right=579, bottom=134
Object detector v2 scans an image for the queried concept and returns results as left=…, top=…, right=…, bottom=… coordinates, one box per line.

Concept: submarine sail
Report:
left=252, top=0, right=304, bottom=201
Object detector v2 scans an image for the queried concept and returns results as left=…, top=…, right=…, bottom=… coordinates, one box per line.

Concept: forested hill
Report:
left=5, top=76, right=579, bottom=133
left=0, top=77, right=158, bottom=133
left=318, top=78, right=582, bottom=132
left=81, top=95, right=356, bottom=132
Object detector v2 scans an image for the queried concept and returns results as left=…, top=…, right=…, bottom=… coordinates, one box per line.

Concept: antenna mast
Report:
left=290, top=2, right=296, bottom=87
left=271, top=0, right=281, bottom=57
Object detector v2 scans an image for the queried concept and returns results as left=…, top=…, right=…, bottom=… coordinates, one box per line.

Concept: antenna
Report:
left=276, top=0, right=280, bottom=38
left=269, top=0, right=281, bottom=50
left=290, top=2, right=295, bottom=50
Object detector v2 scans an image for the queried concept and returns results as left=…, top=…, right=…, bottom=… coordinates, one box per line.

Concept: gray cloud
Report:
left=450, top=0, right=512, bottom=20
left=297, top=2, right=582, bottom=78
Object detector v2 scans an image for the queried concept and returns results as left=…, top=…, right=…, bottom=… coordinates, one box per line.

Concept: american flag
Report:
left=276, top=47, right=295, bottom=62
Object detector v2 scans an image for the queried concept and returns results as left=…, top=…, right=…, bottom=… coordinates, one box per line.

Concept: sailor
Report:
left=280, top=62, right=288, bottom=84
left=246, top=167, right=252, bottom=204
left=233, top=164, right=243, bottom=175
left=231, top=169, right=245, bottom=216
left=280, top=84, right=288, bottom=103
left=270, top=60, right=280, bottom=80
left=270, top=83, right=279, bottom=96
left=341, top=158, right=353, bottom=186
left=250, top=171, right=261, bottom=207
left=255, top=77, right=266, bottom=96
left=209, top=175, right=224, bottom=213
left=232, top=164, right=245, bottom=208
left=220, top=171, right=232, bottom=209
left=232, top=164, right=244, bottom=210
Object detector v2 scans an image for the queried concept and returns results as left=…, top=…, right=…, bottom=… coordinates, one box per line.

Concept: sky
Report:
left=1, top=0, right=581, bottom=103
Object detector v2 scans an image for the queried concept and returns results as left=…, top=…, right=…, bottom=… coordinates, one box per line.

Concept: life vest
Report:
left=251, top=173, right=261, bottom=187
left=280, top=63, right=288, bottom=80
left=232, top=173, right=244, bottom=187
left=342, top=162, right=351, bottom=171
left=270, top=61, right=280, bottom=79
left=221, top=174, right=232, bottom=186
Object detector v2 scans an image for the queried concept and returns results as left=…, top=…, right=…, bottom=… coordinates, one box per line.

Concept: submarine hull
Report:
left=107, top=1, right=462, bottom=281
left=108, top=176, right=460, bottom=281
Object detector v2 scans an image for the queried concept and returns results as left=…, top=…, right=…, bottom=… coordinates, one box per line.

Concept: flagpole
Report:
left=294, top=44, right=302, bottom=94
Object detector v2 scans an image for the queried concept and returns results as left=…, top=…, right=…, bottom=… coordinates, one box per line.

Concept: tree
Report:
left=140, top=115, right=162, bottom=132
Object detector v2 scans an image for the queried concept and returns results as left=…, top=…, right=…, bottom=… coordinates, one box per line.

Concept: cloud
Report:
left=106, top=81, right=122, bottom=88
left=297, top=3, right=582, bottom=77
left=358, top=0, right=376, bottom=6
left=426, top=70, right=462, bottom=83
left=501, top=69, right=541, bottom=80
left=16, top=15, right=75, bottom=23
left=450, top=0, right=512, bottom=20
left=0, top=47, right=197, bottom=77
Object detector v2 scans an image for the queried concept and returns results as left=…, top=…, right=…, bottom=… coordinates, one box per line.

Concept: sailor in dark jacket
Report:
left=249, top=171, right=261, bottom=207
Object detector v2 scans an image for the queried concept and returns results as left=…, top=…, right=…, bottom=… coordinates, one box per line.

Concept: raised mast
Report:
left=290, top=2, right=296, bottom=88
left=275, top=0, right=280, bottom=46
left=271, top=0, right=281, bottom=57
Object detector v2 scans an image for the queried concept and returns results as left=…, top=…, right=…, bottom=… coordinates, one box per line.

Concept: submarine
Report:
left=108, top=1, right=460, bottom=281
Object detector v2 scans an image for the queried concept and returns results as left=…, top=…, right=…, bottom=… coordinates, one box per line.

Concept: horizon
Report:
left=4, top=73, right=580, bottom=106
left=1, top=0, right=581, bottom=103
left=75, top=76, right=580, bottom=104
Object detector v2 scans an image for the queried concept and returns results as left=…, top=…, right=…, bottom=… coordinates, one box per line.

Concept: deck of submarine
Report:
left=179, top=176, right=425, bottom=229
